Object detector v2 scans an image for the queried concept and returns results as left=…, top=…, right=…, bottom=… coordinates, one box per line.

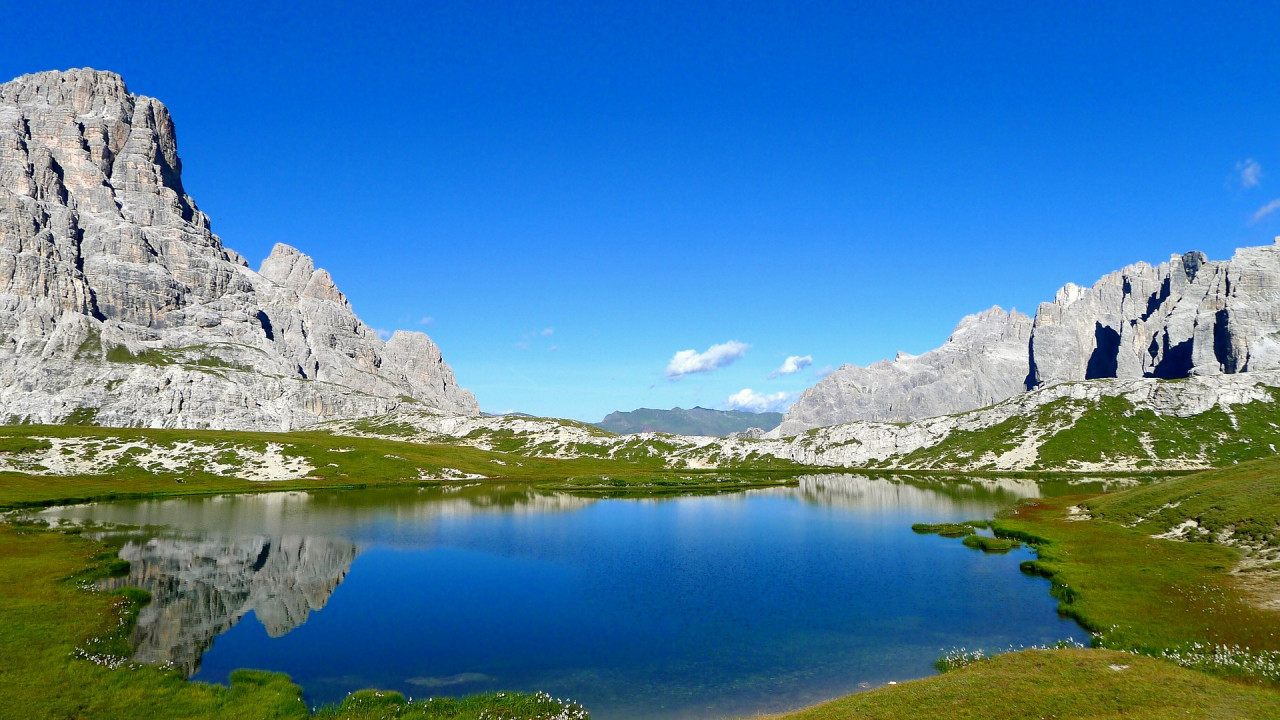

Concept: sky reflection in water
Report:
left=43, top=475, right=1119, bottom=719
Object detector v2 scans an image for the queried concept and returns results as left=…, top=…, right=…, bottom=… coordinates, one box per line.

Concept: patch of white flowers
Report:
left=936, top=638, right=1089, bottom=672
left=936, top=647, right=987, bottom=671
left=1142, top=643, right=1280, bottom=682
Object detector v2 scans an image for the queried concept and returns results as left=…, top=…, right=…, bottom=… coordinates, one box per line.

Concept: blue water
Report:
left=45, top=475, right=1096, bottom=719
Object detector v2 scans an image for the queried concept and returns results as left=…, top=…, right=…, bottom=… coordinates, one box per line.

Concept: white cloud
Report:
left=814, top=364, right=835, bottom=379
left=1252, top=198, right=1280, bottom=223
left=1238, top=158, right=1263, bottom=188
left=769, top=354, right=813, bottom=378
left=541, top=327, right=555, bottom=336
left=418, top=316, right=434, bottom=326
left=374, top=328, right=393, bottom=341
left=726, top=388, right=795, bottom=413
left=665, top=340, right=749, bottom=379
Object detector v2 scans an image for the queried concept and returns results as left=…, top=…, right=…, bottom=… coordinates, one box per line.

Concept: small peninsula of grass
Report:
left=960, top=534, right=1021, bottom=553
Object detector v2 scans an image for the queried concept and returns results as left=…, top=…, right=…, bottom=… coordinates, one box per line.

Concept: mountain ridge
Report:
left=779, top=241, right=1280, bottom=435
left=594, top=406, right=783, bottom=437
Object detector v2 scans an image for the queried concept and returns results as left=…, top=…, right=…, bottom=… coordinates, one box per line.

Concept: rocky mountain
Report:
left=776, top=307, right=1032, bottom=435
left=1027, top=246, right=1280, bottom=385
left=0, top=68, right=477, bottom=429
left=595, top=406, right=783, bottom=437
left=779, top=242, right=1280, bottom=435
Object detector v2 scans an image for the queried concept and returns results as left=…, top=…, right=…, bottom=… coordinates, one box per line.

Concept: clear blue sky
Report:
left=6, top=1, right=1280, bottom=420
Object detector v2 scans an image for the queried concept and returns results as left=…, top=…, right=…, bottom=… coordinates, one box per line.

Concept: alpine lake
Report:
left=36, top=474, right=1141, bottom=719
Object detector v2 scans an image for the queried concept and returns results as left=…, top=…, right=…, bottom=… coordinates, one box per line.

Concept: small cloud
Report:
left=1238, top=158, right=1263, bottom=188
left=726, top=388, right=795, bottom=413
left=1252, top=198, right=1280, bottom=224
left=374, top=328, right=393, bottom=341
left=541, top=327, right=554, bottom=336
left=418, top=316, right=434, bottom=326
left=814, top=364, right=835, bottom=380
left=769, top=355, right=813, bottom=378
left=665, top=340, right=749, bottom=379
left=547, top=344, right=559, bottom=352
left=514, top=340, right=529, bottom=350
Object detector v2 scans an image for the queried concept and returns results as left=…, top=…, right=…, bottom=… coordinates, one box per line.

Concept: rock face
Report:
left=776, top=307, right=1033, bottom=435
left=779, top=241, right=1280, bottom=435
left=1028, top=245, right=1280, bottom=386
left=0, top=69, right=477, bottom=429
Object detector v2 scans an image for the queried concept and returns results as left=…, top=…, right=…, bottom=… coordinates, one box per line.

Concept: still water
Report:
left=41, top=475, right=1119, bottom=719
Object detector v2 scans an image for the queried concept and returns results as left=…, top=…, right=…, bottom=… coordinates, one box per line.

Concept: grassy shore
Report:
left=996, top=456, right=1280, bottom=666
left=764, top=454, right=1280, bottom=719
left=767, top=648, right=1280, bottom=720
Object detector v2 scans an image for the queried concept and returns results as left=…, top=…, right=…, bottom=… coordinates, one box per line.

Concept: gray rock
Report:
left=779, top=240, right=1280, bottom=434
left=1028, top=243, right=1280, bottom=385
left=776, top=307, right=1032, bottom=435
left=0, top=69, right=477, bottom=429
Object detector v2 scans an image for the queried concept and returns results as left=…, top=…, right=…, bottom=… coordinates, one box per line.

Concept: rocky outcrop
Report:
left=776, top=307, right=1032, bottom=435
left=1028, top=244, right=1280, bottom=386
left=779, top=241, right=1280, bottom=434
left=0, top=69, right=477, bottom=428
left=103, top=534, right=357, bottom=674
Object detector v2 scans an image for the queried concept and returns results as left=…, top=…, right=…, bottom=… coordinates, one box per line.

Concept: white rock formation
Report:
left=0, top=69, right=477, bottom=429
left=1028, top=244, right=1280, bottom=385
left=780, top=241, right=1280, bottom=434
left=777, top=307, right=1032, bottom=435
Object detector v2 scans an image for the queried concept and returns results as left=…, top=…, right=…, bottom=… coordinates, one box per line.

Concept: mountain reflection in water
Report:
left=101, top=535, right=357, bottom=675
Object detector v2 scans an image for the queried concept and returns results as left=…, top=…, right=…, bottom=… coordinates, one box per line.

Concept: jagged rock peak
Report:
left=779, top=238, right=1280, bottom=435
left=259, top=243, right=348, bottom=306
left=776, top=306, right=1033, bottom=435
left=0, top=69, right=479, bottom=428
left=1028, top=240, right=1280, bottom=387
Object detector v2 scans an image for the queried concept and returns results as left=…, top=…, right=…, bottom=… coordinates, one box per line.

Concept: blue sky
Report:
left=5, top=1, right=1280, bottom=420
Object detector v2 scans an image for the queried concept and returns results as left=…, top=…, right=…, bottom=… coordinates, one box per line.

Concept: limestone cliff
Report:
left=1027, top=245, right=1280, bottom=385
left=0, top=69, right=477, bottom=429
left=776, top=307, right=1032, bottom=435
left=780, top=241, right=1280, bottom=435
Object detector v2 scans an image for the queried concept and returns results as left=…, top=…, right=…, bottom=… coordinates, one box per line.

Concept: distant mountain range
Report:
left=594, top=407, right=783, bottom=437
